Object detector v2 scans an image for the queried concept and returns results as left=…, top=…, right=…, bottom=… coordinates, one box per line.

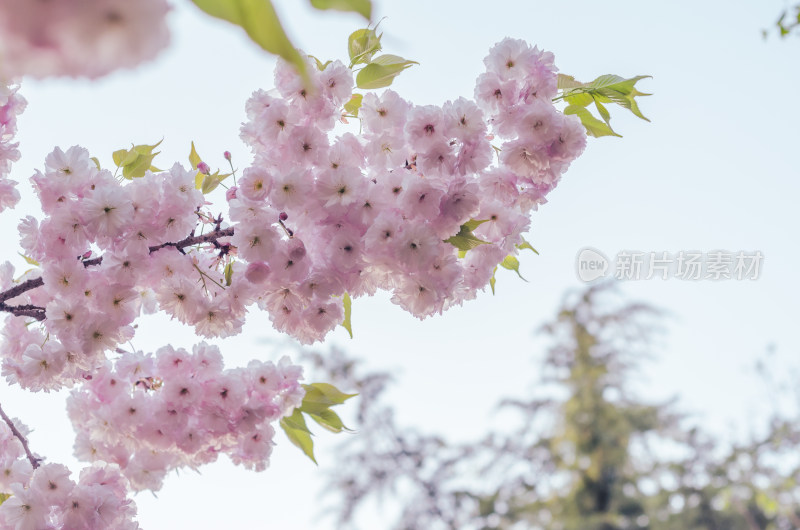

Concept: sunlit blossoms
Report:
left=0, top=40, right=585, bottom=400
left=237, top=38, right=586, bottom=338
left=0, top=420, right=139, bottom=529
left=0, top=34, right=596, bottom=529
left=67, top=344, right=304, bottom=492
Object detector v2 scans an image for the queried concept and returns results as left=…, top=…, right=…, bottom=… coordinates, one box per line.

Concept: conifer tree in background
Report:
left=310, top=284, right=800, bottom=530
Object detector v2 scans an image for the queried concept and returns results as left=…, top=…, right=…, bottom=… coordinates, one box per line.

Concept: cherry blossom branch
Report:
left=0, top=302, right=46, bottom=320
left=0, top=402, right=41, bottom=469
left=0, top=226, right=236, bottom=320
left=0, top=277, right=44, bottom=304
left=149, top=225, right=234, bottom=254
left=0, top=280, right=47, bottom=320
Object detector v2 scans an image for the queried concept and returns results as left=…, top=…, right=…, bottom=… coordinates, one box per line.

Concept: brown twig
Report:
left=0, top=303, right=46, bottom=320
left=0, top=276, right=43, bottom=304
left=148, top=226, right=234, bottom=254
left=0, top=402, right=41, bottom=469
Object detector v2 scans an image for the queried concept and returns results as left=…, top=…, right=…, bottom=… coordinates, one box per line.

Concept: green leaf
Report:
left=280, top=412, right=317, bottom=464
left=445, top=233, right=490, bottom=252
left=445, top=222, right=490, bottom=252
left=341, top=292, right=353, bottom=338
left=281, top=380, right=356, bottom=463
left=224, top=262, right=234, bottom=286
left=489, top=266, right=497, bottom=295
left=18, top=253, right=39, bottom=267
left=189, top=141, right=202, bottom=170
left=190, top=0, right=309, bottom=85
left=121, top=149, right=139, bottom=166
left=309, top=0, right=371, bottom=20
left=586, top=74, right=634, bottom=90
left=200, top=175, right=219, bottom=194
left=596, top=87, right=650, bottom=122
left=0, top=493, right=9, bottom=506
left=355, top=55, right=417, bottom=89
left=564, top=91, right=593, bottom=108
left=122, top=151, right=159, bottom=180
left=343, top=93, right=363, bottom=116
left=111, top=149, right=126, bottom=167
left=90, top=157, right=101, bottom=170
left=500, top=255, right=527, bottom=281
left=587, top=74, right=651, bottom=95
left=557, top=73, right=585, bottom=90
left=370, top=54, right=414, bottom=66
left=300, top=399, right=347, bottom=416
left=298, top=382, right=356, bottom=415
left=308, top=54, right=332, bottom=71
left=348, top=28, right=382, bottom=66
left=516, top=236, right=539, bottom=255
left=201, top=174, right=218, bottom=194
left=113, top=141, right=163, bottom=179
left=309, top=409, right=351, bottom=433
left=302, top=382, right=357, bottom=407
left=112, top=148, right=136, bottom=168
left=587, top=75, right=651, bottom=121
left=282, top=408, right=312, bottom=433
left=558, top=74, right=651, bottom=126
left=133, top=139, right=163, bottom=156
left=200, top=171, right=233, bottom=194
left=564, top=105, right=621, bottom=138
left=463, top=218, right=489, bottom=232
left=593, top=98, right=612, bottom=125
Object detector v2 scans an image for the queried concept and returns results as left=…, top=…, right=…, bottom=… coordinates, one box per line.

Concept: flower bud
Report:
left=245, top=261, right=271, bottom=284
left=288, top=239, right=306, bottom=262
left=197, top=161, right=210, bottom=174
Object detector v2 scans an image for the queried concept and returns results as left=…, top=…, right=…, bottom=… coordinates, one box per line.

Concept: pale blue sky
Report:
left=1, top=1, right=798, bottom=528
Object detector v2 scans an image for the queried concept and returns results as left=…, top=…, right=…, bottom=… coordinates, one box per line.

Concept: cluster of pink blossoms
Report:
left=67, top=343, right=304, bottom=491
left=0, top=0, right=170, bottom=79
left=234, top=37, right=586, bottom=339
left=0, top=38, right=588, bottom=522
left=3, top=149, right=217, bottom=391
left=0, top=38, right=586, bottom=396
left=0, top=420, right=139, bottom=529
left=0, top=84, right=24, bottom=212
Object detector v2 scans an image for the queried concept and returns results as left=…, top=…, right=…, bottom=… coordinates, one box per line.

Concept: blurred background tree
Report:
left=300, top=284, right=800, bottom=530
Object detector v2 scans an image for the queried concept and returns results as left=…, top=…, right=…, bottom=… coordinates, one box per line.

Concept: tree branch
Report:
left=149, top=226, right=234, bottom=254
left=0, top=303, right=46, bottom=320
left=0, top=226, right=235, bottom=320
left=0, top=277, right=43, bottom=304
left=0, top=402, right=41, bottom=469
